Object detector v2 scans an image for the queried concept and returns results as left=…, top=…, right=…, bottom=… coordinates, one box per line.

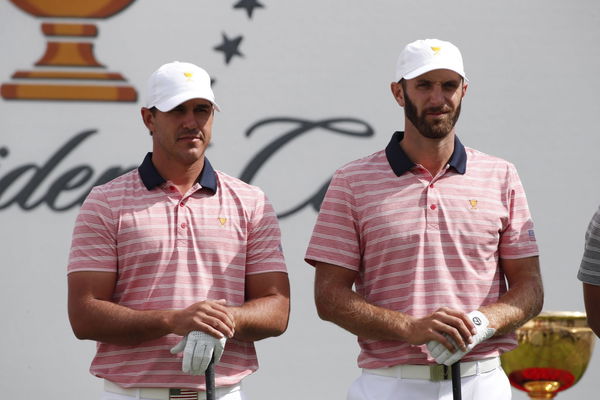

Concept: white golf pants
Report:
left=101, top=384, right=245, bottom=400
left=347, top=365, right=511, bottom=400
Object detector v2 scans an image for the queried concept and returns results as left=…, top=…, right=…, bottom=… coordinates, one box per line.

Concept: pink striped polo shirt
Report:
left=68, top=153, right=287, bottom=389
left=305, top=131, right=538, bottom=369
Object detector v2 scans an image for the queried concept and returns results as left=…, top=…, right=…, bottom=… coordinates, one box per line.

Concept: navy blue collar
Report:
left=385, top=131, right=467, bottom=176
left=138, top=152, right=217, bottom=193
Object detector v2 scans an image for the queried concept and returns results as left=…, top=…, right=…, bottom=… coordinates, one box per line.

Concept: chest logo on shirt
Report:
left=218, top=217, right=227, bottom=226
left=468, top=200, right=478, bottom=209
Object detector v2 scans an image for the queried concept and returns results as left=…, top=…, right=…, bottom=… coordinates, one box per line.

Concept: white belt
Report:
left=363, top=357, right=501, bottom=381
left=104, top=380, right=241, bottom=400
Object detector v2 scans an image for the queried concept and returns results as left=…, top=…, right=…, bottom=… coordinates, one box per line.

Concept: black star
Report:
left=233, top=0, right=265, bottom=19
left=214, top=33, right=244, bottom=65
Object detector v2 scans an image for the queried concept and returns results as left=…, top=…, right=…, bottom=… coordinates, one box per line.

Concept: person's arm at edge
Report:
left=583, top=282, right=600, bottom=337
left=314, top=261, right=476, bottom=352
left=68, top=271, right=235, bottom=346
left=227, top=271, right=290, bottom=342
left=479, top=256, right=543, bottom=335
left=579, top=206, right=600, bottom=338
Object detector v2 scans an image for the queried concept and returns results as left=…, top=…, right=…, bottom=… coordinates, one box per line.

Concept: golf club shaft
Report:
left=451, top=362, right=462, bottom=400
left=205, top=354, right=216, bottom=400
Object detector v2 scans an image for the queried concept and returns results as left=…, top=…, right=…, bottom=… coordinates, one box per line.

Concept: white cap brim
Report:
left=154, top=91, right=221, bottom=112
left=401, top=63, right=468, bottom=81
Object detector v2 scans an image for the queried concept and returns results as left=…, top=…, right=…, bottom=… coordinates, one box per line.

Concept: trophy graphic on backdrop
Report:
left=1, top=0, right=137, bottom=102
left=501, top=311, right=596, bottom=399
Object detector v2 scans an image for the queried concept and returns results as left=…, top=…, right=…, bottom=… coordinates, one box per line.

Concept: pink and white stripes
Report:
left=305, top=145, right=538, bottom=369
left=68, top=167, right=286, bottom=389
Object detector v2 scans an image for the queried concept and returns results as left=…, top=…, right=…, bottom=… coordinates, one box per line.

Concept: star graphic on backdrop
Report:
left=233, top=0, right=265, bottom=19
left=214, top=33, right=244, bottom=64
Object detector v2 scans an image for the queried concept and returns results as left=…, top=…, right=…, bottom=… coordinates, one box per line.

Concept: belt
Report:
left=363, top=357, right=501, bottom=382
left=104, top=380, right=241, bottom=400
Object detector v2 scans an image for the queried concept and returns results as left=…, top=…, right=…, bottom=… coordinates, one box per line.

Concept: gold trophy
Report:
left=501, top=311, right=596, bottom=399
left=1, top=0, right=137, bottom=102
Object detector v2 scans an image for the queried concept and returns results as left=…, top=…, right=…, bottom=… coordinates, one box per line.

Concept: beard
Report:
left=404, top=91, right=461, bottom=139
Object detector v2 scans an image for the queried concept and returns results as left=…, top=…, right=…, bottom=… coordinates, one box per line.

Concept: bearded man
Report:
left=304, top=39, right=543, bottom=400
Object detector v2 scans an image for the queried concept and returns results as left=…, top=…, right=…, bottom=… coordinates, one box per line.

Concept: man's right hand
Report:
left=170, top=331, right=227, bottom=375
left=406, top=307, right=477, bottom=351
left=169, top=299, right=236, bottom=339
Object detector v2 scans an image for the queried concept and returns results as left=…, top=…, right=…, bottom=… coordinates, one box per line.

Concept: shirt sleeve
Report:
left=245, top=189, right=287, bottom=275
left=67, top=186, right=118, bottom=274
left=498, top=163, right=539, bottom=259
left=578, top=206, right=600, bottom=285
left=304, top=170, right=361, bottom=271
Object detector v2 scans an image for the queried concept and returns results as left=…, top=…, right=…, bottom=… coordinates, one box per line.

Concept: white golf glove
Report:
left=170, top=331, right=227, bottom=375
left=426, top=310, right=496, bottom=366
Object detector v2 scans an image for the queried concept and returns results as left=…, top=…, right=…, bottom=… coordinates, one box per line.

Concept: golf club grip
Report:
left=205, top=354, right=216, bottom=400
left=451, top=362, right=462, bottom=400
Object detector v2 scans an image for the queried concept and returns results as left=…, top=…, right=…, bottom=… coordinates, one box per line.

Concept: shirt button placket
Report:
left=426, top=180, right=440, bottom=230
left=176, top=196, right=189, bottom=246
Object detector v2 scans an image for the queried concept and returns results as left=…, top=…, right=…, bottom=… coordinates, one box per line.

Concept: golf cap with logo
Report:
left=145, top=61, right=220, bottom=112
left=394, top=39, right=467, bottom=82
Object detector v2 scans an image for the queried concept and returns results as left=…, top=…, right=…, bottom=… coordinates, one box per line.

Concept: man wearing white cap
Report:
left=305, top=39, right=543, bottom=399
left=67, top=61, right=290, bottom=400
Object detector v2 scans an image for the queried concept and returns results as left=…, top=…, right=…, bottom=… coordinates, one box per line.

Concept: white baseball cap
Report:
left=394, top=39, right=467, bottom=81
left=145, top=61, right=220, bottom=112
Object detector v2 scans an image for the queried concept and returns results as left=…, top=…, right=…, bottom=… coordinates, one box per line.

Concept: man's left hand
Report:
left=170, top=331, right=227, bottom=375
left=426, top=310, right=496, bottom=366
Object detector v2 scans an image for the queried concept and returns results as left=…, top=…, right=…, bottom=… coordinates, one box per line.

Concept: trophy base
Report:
left=1, top=68, right=137, bottom=102
left=523, top=381, right=560, bottom=399
left=1, top=82, right=137, bottom=102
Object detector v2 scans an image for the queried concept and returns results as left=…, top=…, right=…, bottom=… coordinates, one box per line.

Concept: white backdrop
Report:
left=1, top=1, right=599, bottom=399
